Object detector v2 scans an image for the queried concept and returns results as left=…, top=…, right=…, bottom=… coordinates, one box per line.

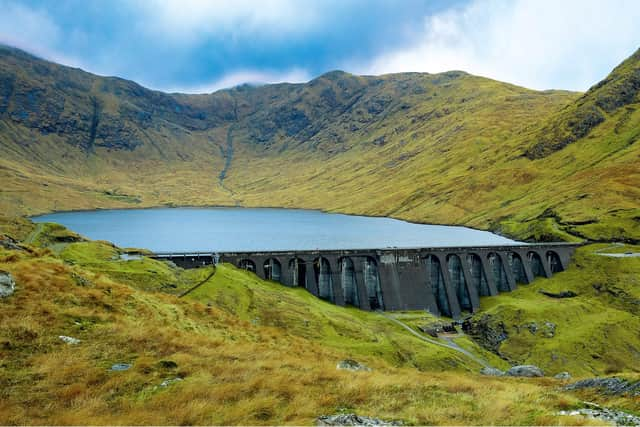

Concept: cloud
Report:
left=167, top=68, right=312, bottom=93
left=0, top=2, right=60, bottom=55
left=132, top=0, right=324, bottom=44
left=357, top=0, right=640, bottom=91
left=0, top=1, right=96, bottom=72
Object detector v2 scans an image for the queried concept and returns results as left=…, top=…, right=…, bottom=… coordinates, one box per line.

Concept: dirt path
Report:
left=179, top=268, right=217, bottom=297
left=379, top=312, right=493, bottom=369
left=23, top=223, right=44, bottom=245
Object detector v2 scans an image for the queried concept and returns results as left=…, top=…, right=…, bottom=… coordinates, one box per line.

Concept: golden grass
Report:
left=2, top=239, right=635, bottom=425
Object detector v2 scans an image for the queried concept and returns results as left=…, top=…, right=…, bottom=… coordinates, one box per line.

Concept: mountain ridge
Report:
left=1, top=44, right=638, bottom=243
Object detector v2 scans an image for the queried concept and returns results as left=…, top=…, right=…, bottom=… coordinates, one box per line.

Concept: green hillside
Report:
left=2, top=45, right=639, bottom=242
left=1, top=221, right=639, bottom=425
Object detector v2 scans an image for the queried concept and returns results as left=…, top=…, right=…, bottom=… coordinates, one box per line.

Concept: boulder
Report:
left=337, top=359, right=372, bottom=372
left=506, top=365, right=544, bottom=377
left=480, top=367, right=505, bottom=376
left=554, top=372, right=571, bottom=380
left=0, top=271, right=16, bottom=298
left=317, top=413, right=402, bottom=426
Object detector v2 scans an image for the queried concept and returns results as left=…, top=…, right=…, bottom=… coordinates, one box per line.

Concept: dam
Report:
left=152, top=243, right=579, bottom=319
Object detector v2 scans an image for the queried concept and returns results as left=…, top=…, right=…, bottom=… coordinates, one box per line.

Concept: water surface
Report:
left=33, top=207, right=520, bottom=252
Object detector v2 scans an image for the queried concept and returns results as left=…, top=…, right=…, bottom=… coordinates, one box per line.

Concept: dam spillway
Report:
left=151, top=243, right=579, bottom=319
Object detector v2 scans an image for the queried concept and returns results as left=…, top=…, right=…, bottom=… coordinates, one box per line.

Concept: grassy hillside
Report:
left=1, top=222, right=639, bottom=425
left=2, top=45, right=639, bottom=242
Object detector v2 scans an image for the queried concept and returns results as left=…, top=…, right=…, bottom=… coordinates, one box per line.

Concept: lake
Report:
left=33, top=207, right=520, bottom=252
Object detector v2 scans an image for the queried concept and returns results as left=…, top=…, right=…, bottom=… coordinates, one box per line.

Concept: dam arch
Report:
left=488, top=252, right=510, bottom=292
left=547, top=251, right=564, bottom=273
left=364, top=257, right=384, bottom=310
left=509, top=252, right=528, bottom=284
left=339, top=256, right=359, bottom=306
left=314, top=257, right=334, bottom=302
left=263, top=258, right=282, bottom=282
left=467, top=253, right=490, bottom=297
left=447, top=254, right=472, bottom=311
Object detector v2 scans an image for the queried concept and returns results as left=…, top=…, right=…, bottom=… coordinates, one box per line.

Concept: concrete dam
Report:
left=152, top=243, right=579, bottom=319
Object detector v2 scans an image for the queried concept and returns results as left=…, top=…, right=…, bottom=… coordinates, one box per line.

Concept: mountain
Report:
left=1, top=44, right=639, bottom=242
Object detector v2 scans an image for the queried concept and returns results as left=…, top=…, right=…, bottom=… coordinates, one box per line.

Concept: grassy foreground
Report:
left=0, top=222, right=639, bottom=425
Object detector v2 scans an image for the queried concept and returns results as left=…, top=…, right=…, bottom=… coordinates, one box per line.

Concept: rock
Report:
left=0, top=235, right=24, bottom=251
left=417, top=322, right=457, bottom=337
left=0, top=271, right=16, bottom=298
left=110, top=363, right=132, bottom=371
left=316, top=413, right=402, bottom=426
left=554, top=372, right=571, bottom=380
left=539, top=289, right=578, bottom=298
left=58, top=335, right=81, bottom=345
left=461, top=314, right=508, bottom=354
left=564, top=377, right=640, bottom=396
left=559, top=402, right=640, bottom=426
left=480, top=367, right=505, bottom=376
left=160, top=377, right=183, bottom=387
left=506, top=365, right=544, bottom=377
left=542, top=321, right=556, bottom=338
left=337, top=359, right=372, bottom=372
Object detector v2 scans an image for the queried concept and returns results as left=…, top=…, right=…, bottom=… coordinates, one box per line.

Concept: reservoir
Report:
left=33, top=207, right=520, bottom=252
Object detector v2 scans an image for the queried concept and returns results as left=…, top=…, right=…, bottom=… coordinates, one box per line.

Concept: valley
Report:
left=1, top=42, right=640, bottom=426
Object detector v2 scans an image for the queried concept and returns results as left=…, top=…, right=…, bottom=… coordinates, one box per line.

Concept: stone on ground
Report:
left=58, top=335, right=81, bottom=345
left=317, top=413, right=402, bottom=426
left=337, top=359, right=372, bottom=372
left=0, top=271, right=16, bottom=298
left=506, top=365, right=544, bottom=377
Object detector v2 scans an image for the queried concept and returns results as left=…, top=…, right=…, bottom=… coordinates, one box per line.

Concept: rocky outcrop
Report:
left=317, top=414, right=402, bottom=426
left=564, top=377, right=640, bottom=396
left=336, top=359, right=371, bottom=372
left=461, top=314, right=508, bottom=354
left=0, top=235, right=24, bottom=251
left=559, top=401, right=640, bottom=426
left=506, top=365, right=544, bottom=377
left=0, top=271, right=15, bottom=298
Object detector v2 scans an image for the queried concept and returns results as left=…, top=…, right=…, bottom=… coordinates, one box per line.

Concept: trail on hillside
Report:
left=179, top=268, right=217, bottom=298
left=379, top=312, right=493, bottom=369
left=23, top=223, right=44, bottom=245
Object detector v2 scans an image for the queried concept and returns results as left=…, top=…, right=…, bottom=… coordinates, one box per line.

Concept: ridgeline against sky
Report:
left=1, top=0, right=640, bottom=93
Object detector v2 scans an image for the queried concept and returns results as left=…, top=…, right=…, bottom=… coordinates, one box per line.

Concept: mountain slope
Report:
left=1, top=44, right=639, bottom=242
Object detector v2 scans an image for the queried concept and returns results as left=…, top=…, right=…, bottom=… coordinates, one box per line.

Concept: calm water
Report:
left=33, top=207, right=520, bottom=252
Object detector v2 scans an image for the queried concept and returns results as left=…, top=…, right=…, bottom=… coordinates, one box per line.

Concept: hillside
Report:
left=2, top=45, right=639, bottom=242
left=0, top=45, right=586, bottom=235
left=1, top=221, right=639, bottom=425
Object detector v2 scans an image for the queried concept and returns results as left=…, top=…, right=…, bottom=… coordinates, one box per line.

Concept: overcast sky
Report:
left=1, top=0, right=639, bottom=93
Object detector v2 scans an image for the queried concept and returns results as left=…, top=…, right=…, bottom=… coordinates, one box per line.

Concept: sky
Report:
left=1, top=0, right=640, bottom=93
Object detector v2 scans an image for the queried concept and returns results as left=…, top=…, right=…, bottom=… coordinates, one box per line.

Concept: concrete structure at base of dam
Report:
left=151, top=244, right=579, bottom=319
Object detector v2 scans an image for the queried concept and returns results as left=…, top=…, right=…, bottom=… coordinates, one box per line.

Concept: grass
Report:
left=471, top=245, right=640, bottom=376
left=0, top=227, right=629, bottom=426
